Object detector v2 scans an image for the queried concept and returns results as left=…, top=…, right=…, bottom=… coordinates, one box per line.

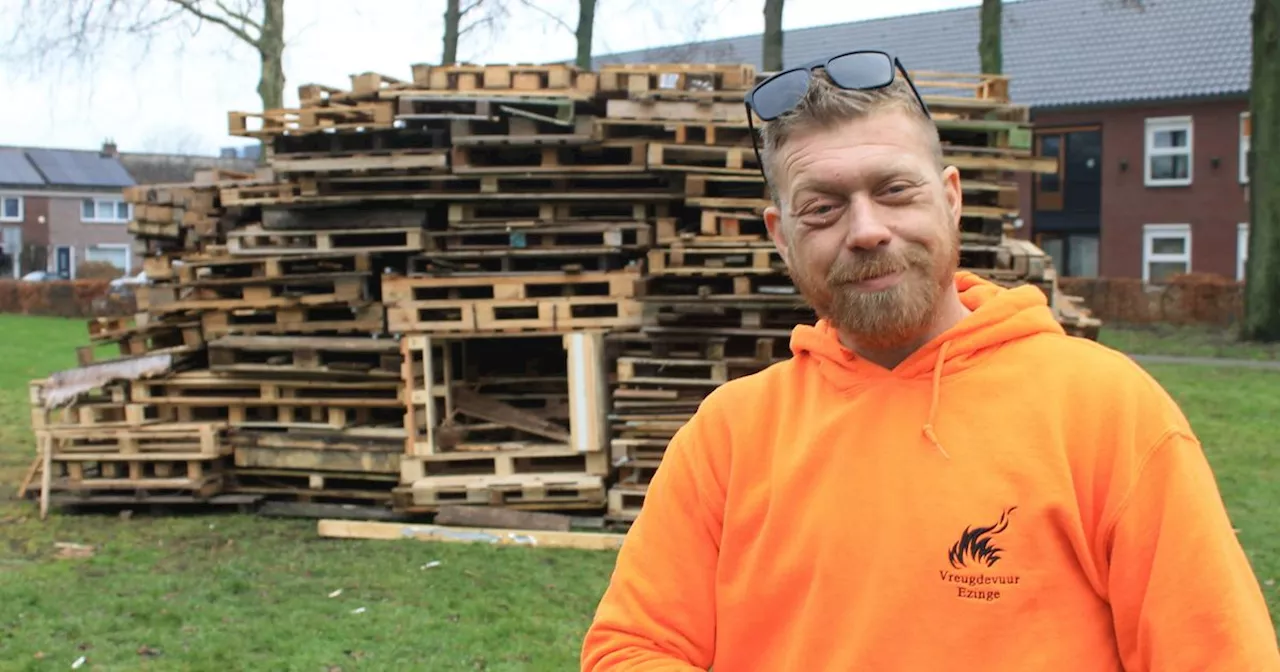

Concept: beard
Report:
left=788, top=227, right=959, bottom=351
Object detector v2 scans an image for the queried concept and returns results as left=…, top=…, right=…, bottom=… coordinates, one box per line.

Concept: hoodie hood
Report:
left=788, top=271, right=1066, bottom=458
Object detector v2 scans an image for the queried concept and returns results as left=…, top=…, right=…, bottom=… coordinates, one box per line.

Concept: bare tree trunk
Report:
left=763, top=0, right=784, bottom=72
left=257, top=0, right=286, bottom=111
left=1243, top=0, right=1280, bottom=341
left=980, top=0, right=1002, bottom=74
left=576, top=0, right=596, bottom=69
left=443, top=0, right=461, bottom=65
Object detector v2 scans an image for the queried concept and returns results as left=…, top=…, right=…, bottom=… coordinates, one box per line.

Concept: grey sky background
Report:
left=0, top=0, right=979, bottom=155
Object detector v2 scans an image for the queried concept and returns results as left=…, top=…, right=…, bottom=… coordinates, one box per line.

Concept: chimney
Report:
left=100, top=138, right=118, bottom=158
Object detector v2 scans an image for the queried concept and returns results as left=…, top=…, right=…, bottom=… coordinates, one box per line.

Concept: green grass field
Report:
left=0, top=315, right=1277, bottom=669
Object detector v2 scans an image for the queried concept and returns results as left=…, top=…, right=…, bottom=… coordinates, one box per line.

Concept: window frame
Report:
left=80, top=197, right=131, bottom=224
left=83, top=243, right=132, bottom=274
left=1238, top=222, right=1249, bottom=282
left=1142, top=223, right=1192, bottom=283
left=1144, top=116, right=1194, bottom=188
left=1240, top=112, right=1251, bottom=185
left=0, top=193, right=23, bottom=222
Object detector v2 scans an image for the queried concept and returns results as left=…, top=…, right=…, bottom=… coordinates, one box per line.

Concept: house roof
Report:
left=593, top=0, right=1254, bottom=108
left=0, top=149, right=46, bottom=187
left=0, top=146, right=136, bottom=191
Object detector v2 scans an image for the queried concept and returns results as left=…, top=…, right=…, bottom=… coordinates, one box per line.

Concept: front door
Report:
left=55, top=246, right=72, bottom=279
left=1033, top=126, right=1103, bottom=277
left=0, top=226, right=19, bottom=279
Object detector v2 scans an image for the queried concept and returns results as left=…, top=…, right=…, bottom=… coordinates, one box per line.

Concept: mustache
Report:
left=826, top=249, right=923, bottom=284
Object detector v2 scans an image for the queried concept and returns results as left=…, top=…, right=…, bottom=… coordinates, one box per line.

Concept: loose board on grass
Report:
left=317, top=519, right=626, bottom=551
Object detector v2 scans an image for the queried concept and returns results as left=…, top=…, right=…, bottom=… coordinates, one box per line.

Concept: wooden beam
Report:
left=316, top=519, right=626, bottom=551
left=434, top=504, right=573, bottom=532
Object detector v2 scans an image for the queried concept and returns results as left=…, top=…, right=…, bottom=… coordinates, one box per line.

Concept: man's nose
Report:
left=841, top=198, right=893, bottom=251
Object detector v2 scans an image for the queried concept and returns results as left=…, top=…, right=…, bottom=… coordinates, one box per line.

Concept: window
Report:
left=81, top=197, right=131, bottom=223
left=1035, top=133, right=1064, bottom=212
left=0, top=195, right=22, bottom=222
left=1240, top=112, right=1251, bottom=184
left=1144, top=116, right=1193, bottom=187
left=83, top=244, right=130, bottom=273
left=1142, top=224, right=1191, bottom=283
left=1238, top=222, right=1250, bottom=282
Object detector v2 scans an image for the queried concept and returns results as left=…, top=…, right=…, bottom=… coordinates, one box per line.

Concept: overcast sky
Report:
left=0, top=0, right=979, bottom=156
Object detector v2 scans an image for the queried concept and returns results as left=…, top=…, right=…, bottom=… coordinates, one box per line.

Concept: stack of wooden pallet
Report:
left=23, top=59, right=1098, bottom=521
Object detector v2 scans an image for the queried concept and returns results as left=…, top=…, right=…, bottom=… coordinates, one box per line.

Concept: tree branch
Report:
left=165, top=0, right=259, bottom=45
left=212, top=0, right=263, bottom=33
left=512, top=0, right=576, bottom=36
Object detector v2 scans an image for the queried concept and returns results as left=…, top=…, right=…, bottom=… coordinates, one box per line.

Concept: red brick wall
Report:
left=1025, top=96, right=1250, bottom=279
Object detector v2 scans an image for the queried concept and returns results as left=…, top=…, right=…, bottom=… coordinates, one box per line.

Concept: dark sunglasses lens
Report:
left=751, top=69, right=811, bottom=119
left=825, top=52, right=894, bottom=89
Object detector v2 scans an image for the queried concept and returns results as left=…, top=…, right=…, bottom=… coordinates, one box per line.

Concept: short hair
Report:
left=757, top=70, right=944, bottom=202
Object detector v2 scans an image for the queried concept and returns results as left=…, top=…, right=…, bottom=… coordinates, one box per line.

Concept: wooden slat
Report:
left=316, top=519, right=626, bottom=550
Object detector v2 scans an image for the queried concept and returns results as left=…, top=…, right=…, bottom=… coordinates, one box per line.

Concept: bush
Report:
left=76, top=261, right=125, bottom=280
left=1059, top=274, right=1243, bottom=327
left=0, top=280, right=134, bottom=318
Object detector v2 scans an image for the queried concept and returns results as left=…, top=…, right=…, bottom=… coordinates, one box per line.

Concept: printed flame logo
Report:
left=948, top=506, right=1018, bottom=569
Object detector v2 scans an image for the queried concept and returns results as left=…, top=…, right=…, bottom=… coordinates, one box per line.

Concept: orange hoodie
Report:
left=582, top=272, right=1280, bottom=671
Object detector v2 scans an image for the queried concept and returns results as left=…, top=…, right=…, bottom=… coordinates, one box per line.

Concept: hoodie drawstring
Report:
left=922, top=341, right=951, bottom=459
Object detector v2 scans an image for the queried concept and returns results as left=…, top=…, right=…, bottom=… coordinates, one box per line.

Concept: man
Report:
left=581, top=51, right=1280, bottom=671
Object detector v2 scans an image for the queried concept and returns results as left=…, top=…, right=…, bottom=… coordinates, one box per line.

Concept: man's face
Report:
left=763, top=108, right=963, bottom=351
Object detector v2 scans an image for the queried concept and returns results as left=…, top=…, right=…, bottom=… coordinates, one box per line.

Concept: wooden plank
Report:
left=452, top=387, right=573, bottom=443
left=434, top=504, right=573, bottom=532
left=316, top=519, right=626, bottom=550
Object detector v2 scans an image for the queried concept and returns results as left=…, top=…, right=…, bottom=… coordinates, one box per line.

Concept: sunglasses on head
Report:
left=743, top=50, right=932, bottom=187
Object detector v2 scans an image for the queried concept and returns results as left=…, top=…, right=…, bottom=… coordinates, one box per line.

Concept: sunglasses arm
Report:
left=745, top=101, right=772, bottom=196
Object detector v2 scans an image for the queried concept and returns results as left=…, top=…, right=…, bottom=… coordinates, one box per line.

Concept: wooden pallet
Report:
left=596, top=118, right=752, bottom=147
left=228, top=101, right=396, bottom=138
left=384, top=271, right=644, bottom=334
left=227, top=468, right=398, bottom=503
left=402, top=472, right=606, bottom=509
left=598, top=63, right=756, bottom=94
left=400, top=332, right=610, bottom=456
left=202, top=304, right=386, bottom=338
left=448, top=116, right=600, bottom=147
left=606, top=330, right=791, bottom=366
left=42, top=423, right=227, bottom=457
left=427, top=220, right=651, bottom=253
left=654, top=211, right=768, bottom=245
left=647, top=143, right=760, bottom=175
left=606, top=484, right=647, bottom=523
left=647, top=301, right=817, bottom=331
left=450, top=139, right=648, bottom=174
left=269, top=150, right=450, bottom=176
left=45, top=457, right=227, bottom=496
left=131, top=372, right=405, bottom=408
left=401, top=446, right=609, bottom=481
left=410, top=62, right=599, bottom=95
left=226, top=225, right=425, bottom=256
left=206, top=335, right=403, bottom=380
left=647, top=244, right=784, bottom=275
left=231, top=430, right=403, bottom=476
left=140, top=275, right=369, bottom=314
left=615, top=356, right=732, bottom=387
left=447, top=200, right=671, bottom=224
left=31, top=401, right=166, bottom=431
left=642, top=273, right=800, bottom=301
left=178, top=251, right=372, bottom=283
left=605, top=98, right=748, bottom=124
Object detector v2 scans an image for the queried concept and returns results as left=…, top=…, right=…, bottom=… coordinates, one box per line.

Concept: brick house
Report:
left=0, top=143, right=137, bottom=279
left=594, top=0, right=1254, bottom=282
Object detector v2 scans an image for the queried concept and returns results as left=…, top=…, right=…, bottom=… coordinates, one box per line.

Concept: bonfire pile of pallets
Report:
left=22, top=60, right=1099, bottom=523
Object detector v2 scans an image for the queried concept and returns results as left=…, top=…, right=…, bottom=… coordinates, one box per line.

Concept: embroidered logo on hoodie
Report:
left=939, top=506, right=1022, bottom=601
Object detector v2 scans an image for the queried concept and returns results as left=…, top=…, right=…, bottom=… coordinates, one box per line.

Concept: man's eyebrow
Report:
left=791, top=162, right=925, bottom=196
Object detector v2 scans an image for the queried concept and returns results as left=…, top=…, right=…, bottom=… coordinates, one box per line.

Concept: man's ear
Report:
left=941, top=165, right=963, bottom=227
left=764, top=204, right=791, bottom=267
